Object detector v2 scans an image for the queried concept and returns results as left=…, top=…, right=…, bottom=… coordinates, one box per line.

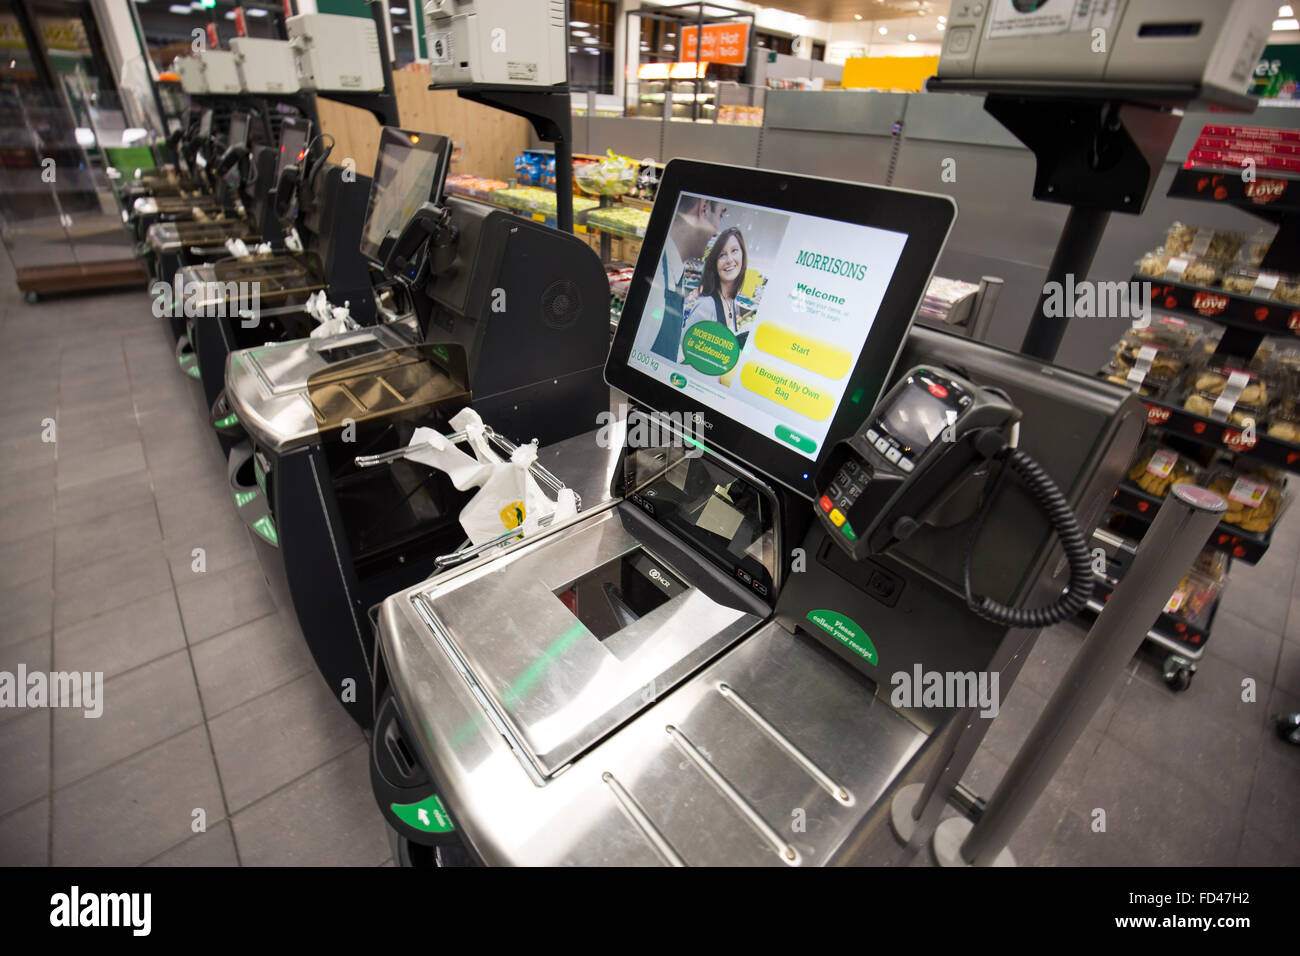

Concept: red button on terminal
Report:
left=819, top=495, right=833, bottom=513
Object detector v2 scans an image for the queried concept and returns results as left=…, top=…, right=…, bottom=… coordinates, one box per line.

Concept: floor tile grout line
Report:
left=136, top=739, right=373, bottom=868
left=131, top=333, right=245, bottom=869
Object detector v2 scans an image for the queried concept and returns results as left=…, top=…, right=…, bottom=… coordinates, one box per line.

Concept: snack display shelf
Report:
left=1082, top=589, right=1216, bottom=656
left=1110, top=480, right=1272, bottom=564
left=1133, top=273, right=1300, bottom=338
left=1140, top=398, right=1300, bottom=473
left=1168, top=166, right=1300, bottom=219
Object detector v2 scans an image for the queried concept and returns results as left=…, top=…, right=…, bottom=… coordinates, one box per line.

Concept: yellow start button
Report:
left=753, top=323, right=852, bottom=379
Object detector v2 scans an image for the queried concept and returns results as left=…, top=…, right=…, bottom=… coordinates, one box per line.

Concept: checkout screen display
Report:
left=276, top=123, right=309, bottom=179
left=360, top=138, right=446, bottom=265
left=624, top=191, right=908, bottom=462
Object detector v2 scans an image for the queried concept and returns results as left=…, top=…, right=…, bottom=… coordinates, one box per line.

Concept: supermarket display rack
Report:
left=1097, top=126, right=1300, bottom=689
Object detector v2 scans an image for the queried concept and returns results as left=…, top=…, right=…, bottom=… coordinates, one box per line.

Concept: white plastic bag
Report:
left=401, top=408, right=564, bottom=547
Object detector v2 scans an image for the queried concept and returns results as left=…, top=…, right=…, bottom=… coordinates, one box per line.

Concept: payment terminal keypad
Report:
left=818, top=459, right=870, bottom=542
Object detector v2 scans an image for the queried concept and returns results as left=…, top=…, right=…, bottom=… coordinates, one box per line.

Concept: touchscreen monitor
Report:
left=359, top=128, right=452, bottom=267
left=606, top=160, right=956, bottom=499
left=275, top=117, right=311, bottom=180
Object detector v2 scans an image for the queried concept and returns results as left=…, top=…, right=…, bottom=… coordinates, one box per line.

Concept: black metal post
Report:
left=1020, top=205, right=1111, bottom=361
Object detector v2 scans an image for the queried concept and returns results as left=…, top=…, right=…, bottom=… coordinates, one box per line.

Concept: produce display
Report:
left=585, top=204, right=650, bottom=238
left=574, top=151, right=639, bottom=197
left=491, top=186, right=598, bottom=218
left=445, top=174, right=508, bottom=200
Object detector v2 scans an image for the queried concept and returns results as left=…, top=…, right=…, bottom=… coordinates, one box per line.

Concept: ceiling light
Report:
left=854, top=13, right=862, bottom=19
left=571, top=20, right=590, bottom=28
left=169, top=4, right=191, bottom=12
left=1281, top=5, right=1294, bottom=16
left=664, top=43, right=675, bottom=50
left=907, top=33, right=916, bottom=41
left=1275, top=16, right=1300, bottom=28
left=878, top=26, right=887, bottom=35
left=939, top=15, right=947, bottom=23
left=581, top=37, right=597, bottom=44
left=246, top=7, right=268, bottom=16
left=390, top=6, right=407, bottom=13
left=224, top=10, right=235, bottom=18
left=937, top=22, right=945, bottom=30
left=571, top=29, right=589, bottom=36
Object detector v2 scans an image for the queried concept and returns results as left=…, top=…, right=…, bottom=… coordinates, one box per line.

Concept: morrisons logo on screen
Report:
left=794, top=249, right=869, bottom=281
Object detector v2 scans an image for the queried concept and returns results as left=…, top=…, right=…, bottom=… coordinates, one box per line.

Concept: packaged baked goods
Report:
left=1162, top=222, right=1244, bottom=260
left=1181, top=362, right=1274, bottom=424
left=1235, top=227, right=1277, bottom=268
left=1163, top=569, right=1222, bottom=626
left=1126, top=440, right=1204, bottom=498
left=1267, top=394, right=1300, bottom=443
left=1205, top=464, right=1288, bottom=533
left=1137, top=250, right=1223, bottom=286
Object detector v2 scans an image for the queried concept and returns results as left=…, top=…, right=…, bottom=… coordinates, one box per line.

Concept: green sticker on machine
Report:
left=680, top=321, right=739, bottom=376
left=806, top=609, right=878, bottom=666
left=252, top=514, right=278, bottom=546
left=234, top=489, right=258, bottom=508
left=391, top=793, right=456, bottom=833
left=215, top=412, right=239, bottom=428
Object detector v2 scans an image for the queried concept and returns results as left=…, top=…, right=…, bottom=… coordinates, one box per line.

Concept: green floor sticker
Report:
left=806, top=609, right=878, bottom=666
left=392, top=793, right=455, bottom=833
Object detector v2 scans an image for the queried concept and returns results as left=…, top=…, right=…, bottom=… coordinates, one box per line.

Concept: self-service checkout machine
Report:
left=143, top=108, right=276, bottom=285
left=222, top=129, right=612, bottom=728
left=129, top=106, right=234, bottom=238
left=183, top=115, right=379, bottom=411
left=366, top=160, right=1146, bottom=865
left=179, top=5, right=402, bottom=409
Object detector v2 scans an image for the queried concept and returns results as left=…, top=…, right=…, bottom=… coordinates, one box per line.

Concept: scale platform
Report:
left=379, top=502, right=928, bottom=866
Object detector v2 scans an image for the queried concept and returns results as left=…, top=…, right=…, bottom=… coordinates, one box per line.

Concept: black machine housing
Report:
left=410, top=195, right=611, bottom=447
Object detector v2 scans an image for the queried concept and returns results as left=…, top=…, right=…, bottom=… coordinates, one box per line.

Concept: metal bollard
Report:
left=934, top=483, right=1227, bottom=866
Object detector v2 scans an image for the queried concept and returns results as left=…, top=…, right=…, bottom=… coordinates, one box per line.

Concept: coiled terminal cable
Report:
left=963, top=446, right=1094, bottom=629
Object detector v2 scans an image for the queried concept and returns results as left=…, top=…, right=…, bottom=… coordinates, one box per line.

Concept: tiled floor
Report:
left=0, top=254, right=391, bottom=867
left=0, top=252, right=1296, bottom=866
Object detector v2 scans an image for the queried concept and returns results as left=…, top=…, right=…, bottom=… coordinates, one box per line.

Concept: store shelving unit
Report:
left=1095, top=141, right=1300, bottom=689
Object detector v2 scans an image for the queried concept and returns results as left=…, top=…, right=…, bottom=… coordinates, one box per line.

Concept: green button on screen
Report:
left=775, top=425, right=816, bottom=454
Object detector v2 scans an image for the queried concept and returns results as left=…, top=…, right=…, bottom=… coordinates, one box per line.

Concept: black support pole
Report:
left=1020, top=205, right=1111, bottom=361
